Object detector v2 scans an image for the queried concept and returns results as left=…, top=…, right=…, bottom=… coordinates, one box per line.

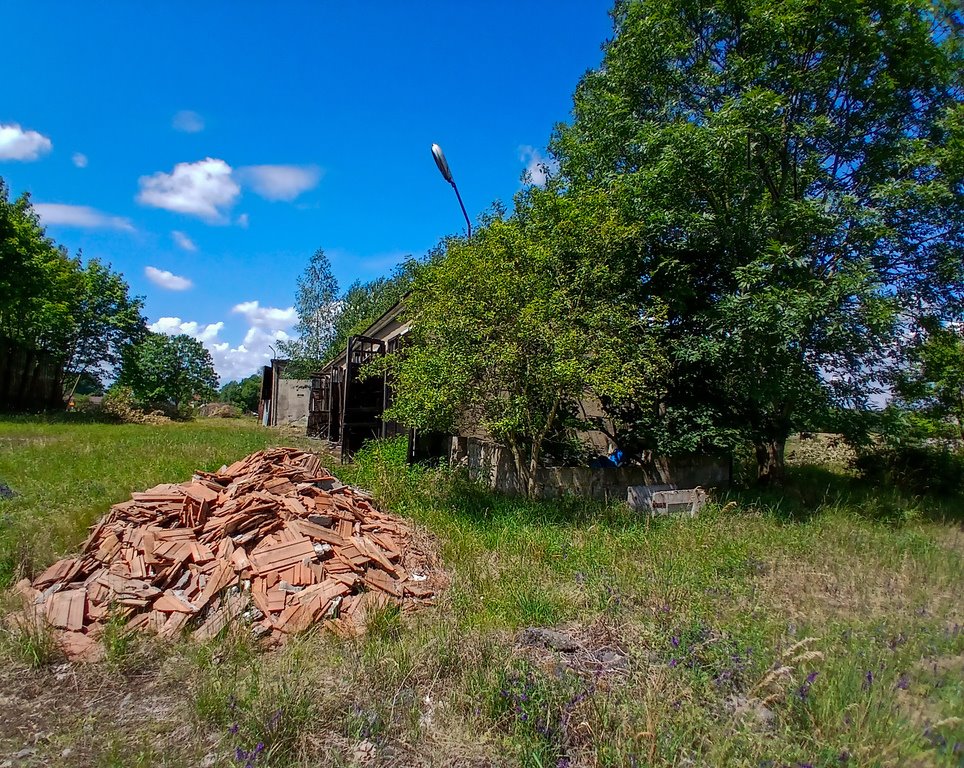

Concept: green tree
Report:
left=896, top=319, right=964, bottom=438
left=219, top=373, right=262, bottom=413
left=327, top=259, right=418, bottom=362
left=383, top=199, right=662, bottom=498
left=278, top=247, right=339, bottom=376
left=63, top=257, right=147, bottom=399
left=0, top=181, right=82, bottom=358
left=118, top=333, right=218, bottom=410
left=0, top=180, right=147, bottom=406
left=549, top=0, right=963, bottom=481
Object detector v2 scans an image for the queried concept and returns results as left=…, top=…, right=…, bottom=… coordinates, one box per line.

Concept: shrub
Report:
left=101, top=386, right=170, bottom=425
left=853, top=443, right=964, bottom=496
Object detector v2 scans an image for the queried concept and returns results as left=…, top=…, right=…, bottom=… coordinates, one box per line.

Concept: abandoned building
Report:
left=307, top=301, right=411, bottom=460
left=304, top=300, right=731, bottom=502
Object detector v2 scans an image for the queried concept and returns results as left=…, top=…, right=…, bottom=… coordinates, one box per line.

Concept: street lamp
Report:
left=431, top=143, right=471, bottom=238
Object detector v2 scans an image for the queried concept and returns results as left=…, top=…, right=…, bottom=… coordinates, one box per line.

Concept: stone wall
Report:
left=450, top=437, right=730, bottom=501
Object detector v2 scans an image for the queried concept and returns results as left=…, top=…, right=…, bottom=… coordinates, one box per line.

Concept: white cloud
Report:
left=149, top=313, right=290, bottom=381
left=145, top=266, right=193, bottom=291
left=0, top=123, right=52, bottom=161
left=232, top=300, right=298, bottom=329
left=519, top=145, right=559, bottom=187
left=210, top=327, right=292, bottom=381
left=171, top=230, right=197, bottom=252
left=172, top=110, right=204, bottom=133
left=150, top=317, right=223, bottom=342
left=137, top=157, right=240, bottom=222
left=72, top=152, right=88, bottom=168
left=33, top=203, right=134, bottom=231
left=236, top=213, right=250, bottom=228
left=237, top=164, right=321, bottom=201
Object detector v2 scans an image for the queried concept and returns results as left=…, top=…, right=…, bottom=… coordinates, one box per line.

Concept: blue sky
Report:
left=1, top=2, right=613, bottom=382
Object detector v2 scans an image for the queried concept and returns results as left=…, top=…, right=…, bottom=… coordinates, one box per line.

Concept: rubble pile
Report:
left=16, top=448, right=438, bottom=660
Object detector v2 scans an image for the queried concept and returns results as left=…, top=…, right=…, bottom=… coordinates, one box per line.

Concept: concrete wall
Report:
left=270, top=377, right=310, bottom=427
left=450, top=437, right=730, bottom=502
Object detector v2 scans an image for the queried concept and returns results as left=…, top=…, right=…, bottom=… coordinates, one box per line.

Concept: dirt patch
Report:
left=0, top=659, right=187, bottom=766
left=750, top=554, right=961, bottom=625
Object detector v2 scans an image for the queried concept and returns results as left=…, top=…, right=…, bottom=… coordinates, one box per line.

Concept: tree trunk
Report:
left=506, top=440, right=530, bottom=498
left=526, top=435, right=544, bottom=500
left=755, top=438, right=786, bottom=485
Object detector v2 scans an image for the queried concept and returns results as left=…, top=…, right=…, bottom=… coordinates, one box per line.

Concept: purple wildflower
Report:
left=838, top=751, right=850, bottom=762
left=557, top=759, right=571, bottom=768
left=669, top=658, right=678, bottom=668
left=798, top=670, right=818, bottom=700
left=671, top=635, right=680, bottom=648
left=228, top=723, right=239, bottom=735
left=863, top=670, right=874, bottom=690
left=895, top=673, right=909, bottom=690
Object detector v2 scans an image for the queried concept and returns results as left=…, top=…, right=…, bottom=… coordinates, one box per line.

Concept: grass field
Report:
left=0, top=417, right=961, bottom=767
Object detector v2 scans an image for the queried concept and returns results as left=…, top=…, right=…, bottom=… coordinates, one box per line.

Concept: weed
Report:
left=101, top=605, right=137, bottom=667
left=366, top=601, right=403, bottom=641
left=1, top=608, right=59, bottom=668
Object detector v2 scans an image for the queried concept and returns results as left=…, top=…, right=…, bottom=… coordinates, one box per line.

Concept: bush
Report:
left=197, top=402, right=242, bottom=418
left=853, top=443, right=964, bottom=496
left=101, top=386, right=171, bottom=425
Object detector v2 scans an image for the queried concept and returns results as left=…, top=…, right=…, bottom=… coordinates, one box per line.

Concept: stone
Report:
left=519, top=627, right=580, bottom=652
left=595, top=648, right=630, bottom=671
left=725, top=695, right=777, bottom=730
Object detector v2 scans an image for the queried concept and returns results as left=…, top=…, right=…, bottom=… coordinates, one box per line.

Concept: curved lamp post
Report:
left=431, top=143, right=471, bottom=238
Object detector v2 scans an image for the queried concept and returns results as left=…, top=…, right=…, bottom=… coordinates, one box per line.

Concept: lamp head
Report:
left=431, top=143, right=454, bottom=184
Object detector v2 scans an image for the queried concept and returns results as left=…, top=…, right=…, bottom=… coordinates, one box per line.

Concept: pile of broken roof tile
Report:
left=16, top=447, right=439, bottom=661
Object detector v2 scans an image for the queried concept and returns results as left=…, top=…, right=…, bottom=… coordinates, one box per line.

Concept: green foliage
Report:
left=0, top=180, right=81, bottom=357
left=118, top=333, right=218, bottom=409
left=63, top=257, right=146, bottom=393
left=547, top=0, right=963, bottom=480
left=486, top=660, right=585, bottom=767
left=853, top=443, right=964, bottom=496
left=0, top=612, right=59, bottom=668
left=278, top=247, right=339, bottom=377
left=219, top=373, right=262, bottom=413
left=896, top=319, right=964, bottom=438
left=326, top=259, right=418, bottom=363
left=0, top=423, right=962, bottom=764
left=383, top=199, right=663, bottom=496
left=0, top=180, right=146, bottom=393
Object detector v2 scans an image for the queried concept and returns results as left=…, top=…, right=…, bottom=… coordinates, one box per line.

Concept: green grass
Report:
left=0, top=415, right=312, bottom=586
left=0, top=418, right=962, bottom=766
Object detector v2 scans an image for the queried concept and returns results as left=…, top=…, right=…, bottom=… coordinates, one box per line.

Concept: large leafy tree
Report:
left=278, top=247, right=340, bottom=377
left=1, top=181, right=146, bottom=405
left=384, top=197, right=662, bottom=497
left=63, top=257, right=147, bottom=399
left=550, top=0, right=963, bottom=480
left=0, top=182, right=82, bottom=357
left=119, top=333, right=218, bottom=409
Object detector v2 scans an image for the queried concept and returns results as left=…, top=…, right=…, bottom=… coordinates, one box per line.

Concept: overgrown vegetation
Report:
left=0, top=421, right=961, bottom=765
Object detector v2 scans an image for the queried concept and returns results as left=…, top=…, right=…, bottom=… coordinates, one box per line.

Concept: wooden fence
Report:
left=0, top=337, right=63, bottom=410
